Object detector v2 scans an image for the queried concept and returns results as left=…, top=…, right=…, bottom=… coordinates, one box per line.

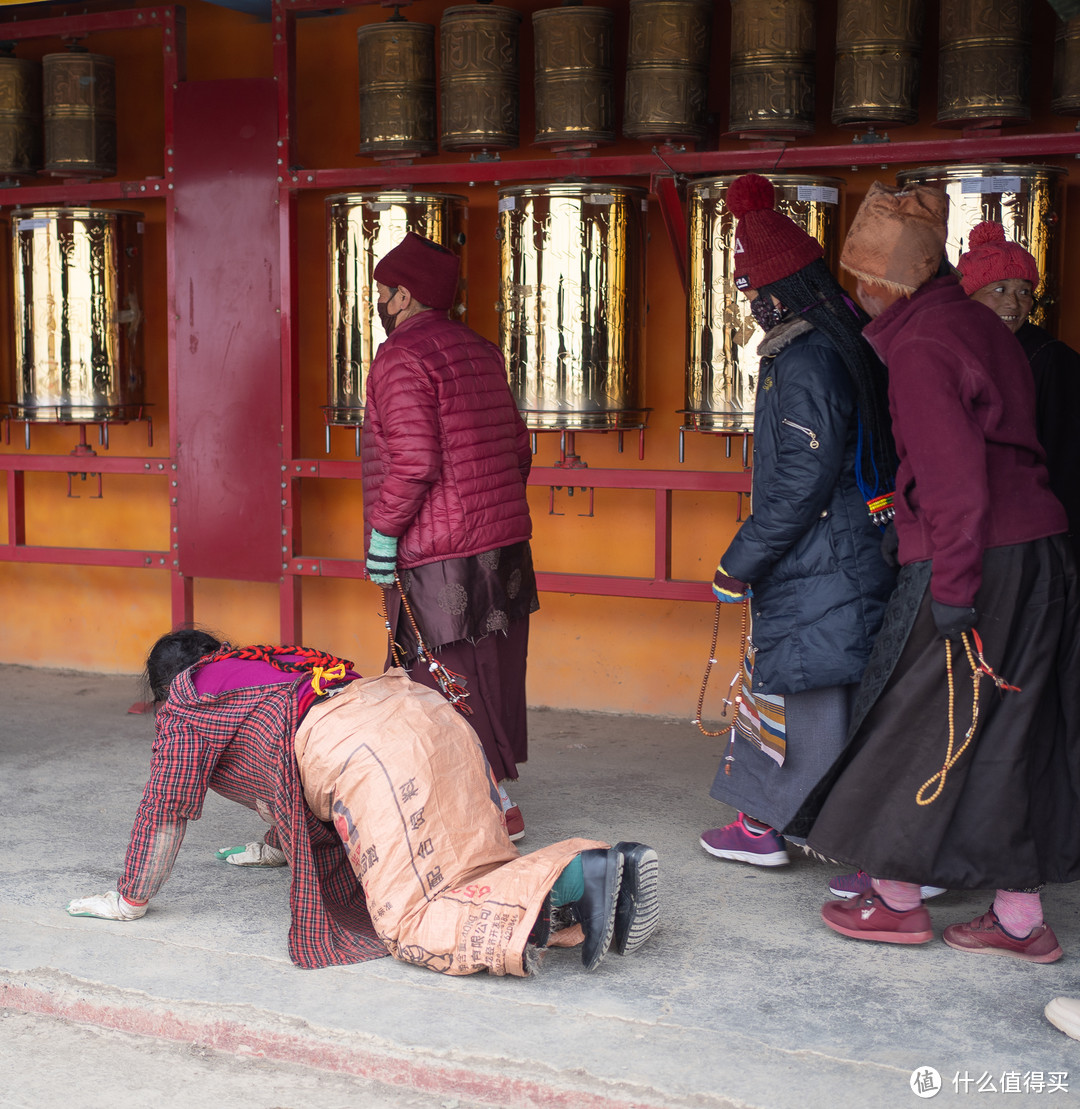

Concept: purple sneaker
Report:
left=828, top=870, right=948, bottom=900
left=700, top=814, right=788, bottom=867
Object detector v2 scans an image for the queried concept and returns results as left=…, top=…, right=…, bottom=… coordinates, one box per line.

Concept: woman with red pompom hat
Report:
left=957, top=221, right=1080, bottom=563
left=699, top=174, right=898, bottom=868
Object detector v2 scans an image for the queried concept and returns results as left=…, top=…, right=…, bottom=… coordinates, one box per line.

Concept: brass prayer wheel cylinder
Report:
left=533, top=5, right=615, bottom=147
left=832, top=0, right=925, bottom=128
left=440, top=4, right=521, bottom=152
left=356, top=18, right=436, bottom=157
left=10, top=207, right=144, bottom=421
left=685, top=175, right=844, bottom=432
left=937, top=0, right=1031, bottom=127
left=896, top=164, right=1063, bottom=330
left=0, top=46, right=41, bottom=176
left=623, top=0, right=713, bottom=143
left=326, top=191, right=467, bottom=425
left=497, top=183, right=648, bottom=430
left=1052, top=16, right=1080, bottom=116
left=43, top=48, right=116, bottom=178
left=729, top=0, right=816, bottom=137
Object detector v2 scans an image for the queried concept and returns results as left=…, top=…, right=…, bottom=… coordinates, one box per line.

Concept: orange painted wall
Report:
left=0, top=0, right=1075, bottom=720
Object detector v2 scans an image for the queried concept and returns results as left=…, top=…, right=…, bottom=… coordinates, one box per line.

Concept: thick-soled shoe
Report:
left=943, top=908, right=1063, bottom=963
left=700, top=814, right=788, bottom=867
left=575, top=847, right=624, bottom=971
left=821, top=894, right=933, bottom=945
left=1046, top=997, right=1080, bottom=1040
left=503, top=805, right=525, bottom=842
left=828, top=870, right=948, bottom=901
left=612, top=842, right=660, bottom=956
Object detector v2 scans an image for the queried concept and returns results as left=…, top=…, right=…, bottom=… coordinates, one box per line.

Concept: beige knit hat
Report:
left=840, top=182, right=949, bottom=295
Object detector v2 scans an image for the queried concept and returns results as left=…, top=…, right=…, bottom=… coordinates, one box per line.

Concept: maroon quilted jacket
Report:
left=361, top=310, right=532, bottom=568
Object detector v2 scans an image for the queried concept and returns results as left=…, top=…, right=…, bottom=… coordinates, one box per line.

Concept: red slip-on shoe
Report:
left=821, top=894, right=933, bottom=945
left=943, top=908, right=1062, bottom=964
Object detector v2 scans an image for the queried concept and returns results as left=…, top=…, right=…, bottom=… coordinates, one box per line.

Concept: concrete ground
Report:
left=2, top=663, right=1080, bottom=1109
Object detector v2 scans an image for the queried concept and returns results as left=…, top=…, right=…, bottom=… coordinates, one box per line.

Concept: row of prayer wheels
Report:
left=2, top=164, right=1063, bottom=431
left=356, top=0, right=1080, bottom=157
left=0, top=45, right=115, bottom=179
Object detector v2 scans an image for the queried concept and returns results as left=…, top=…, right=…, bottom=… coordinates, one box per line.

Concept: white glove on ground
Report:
left=66, top=891, right=147, bottom=920
left=215, top=842, right=288, bottom=867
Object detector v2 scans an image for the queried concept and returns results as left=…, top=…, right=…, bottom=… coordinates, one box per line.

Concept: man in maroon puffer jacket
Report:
left=361, top=232, right=537, bottom=840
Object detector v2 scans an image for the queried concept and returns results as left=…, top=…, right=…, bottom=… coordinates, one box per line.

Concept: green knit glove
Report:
left=366, top=527, right=398, bottom=585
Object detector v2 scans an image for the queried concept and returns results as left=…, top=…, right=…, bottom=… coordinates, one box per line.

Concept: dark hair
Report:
left=762, top=258, right=897, bottom=508
left=145, top=628, right=223, bottom=705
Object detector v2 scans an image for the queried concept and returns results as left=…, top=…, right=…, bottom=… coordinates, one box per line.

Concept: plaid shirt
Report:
left=117, top=667, right=385, bottom=969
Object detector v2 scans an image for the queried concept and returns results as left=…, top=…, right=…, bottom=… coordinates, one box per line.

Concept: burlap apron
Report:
left=295, top=669, right=602, bottom=976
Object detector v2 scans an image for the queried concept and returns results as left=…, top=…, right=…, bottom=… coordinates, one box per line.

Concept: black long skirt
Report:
left=806, top=536, right=1080, bottom=890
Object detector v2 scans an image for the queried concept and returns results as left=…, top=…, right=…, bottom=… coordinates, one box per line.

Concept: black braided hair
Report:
left=145, top=628, right=223, bottom=704
left=761, top=258, right=897, bottom=510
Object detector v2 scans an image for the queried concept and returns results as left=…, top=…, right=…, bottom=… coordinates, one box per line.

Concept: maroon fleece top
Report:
left=863, top=276, right=1066, bottom=608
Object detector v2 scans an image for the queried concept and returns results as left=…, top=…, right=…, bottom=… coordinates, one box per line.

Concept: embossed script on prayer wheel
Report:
left=896, top=164, right=1063, bottom=330
left=685, top=175, right=842, bottom=431
left=623, top=0, right=713, bottom=143
left=832, top=0, right=924, bottom=128
left=326, top=192, right=467, bottom=425
left=729, top=0, right=816, bottom=137
left=440, top=5, right=520, bottom=151
left=356, top=17, right=436, bottom=157
left=937, top=0, right=1031, bottom=127
left=0, top=45, right=41, bottom=176
left=10, top=207, right=144, bottom=421
left=43, top=47, right=116, bottom=178
left=533, top=5, right=615, bottom=147
left=497, top=184, right=647, bottom=430
left=1052, top=16, right=1080, bottom=116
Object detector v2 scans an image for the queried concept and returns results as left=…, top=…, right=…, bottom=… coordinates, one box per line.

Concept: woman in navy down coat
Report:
left=700, top=176, right=897, bottom=867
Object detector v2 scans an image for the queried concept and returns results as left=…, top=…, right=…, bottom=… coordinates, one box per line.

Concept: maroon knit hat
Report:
left=373, top=232, right=460, bottom=310
left=957, top=221, right=1039, bottom=296
left=727, top=174, right=823, bottom=291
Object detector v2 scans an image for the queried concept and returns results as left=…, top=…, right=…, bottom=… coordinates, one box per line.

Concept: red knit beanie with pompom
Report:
left=727, top=174, right=823, bottom=291
left=957, top=221, right=1039, bottom=297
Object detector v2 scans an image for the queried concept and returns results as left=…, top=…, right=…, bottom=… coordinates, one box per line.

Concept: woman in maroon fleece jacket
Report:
left=806, top=182, right=1080, bottom=964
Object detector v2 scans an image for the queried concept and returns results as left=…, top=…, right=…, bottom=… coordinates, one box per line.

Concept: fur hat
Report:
left=727, top=174, right=823, bottom=291
left=957, top=221, right=1039, bottom=296
left=840, top=181, right=948, bottom=295
left=373, top=232, right=460, bottom=310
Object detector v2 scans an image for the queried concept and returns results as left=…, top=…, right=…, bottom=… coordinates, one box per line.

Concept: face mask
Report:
left=750, top=295, right=787, bottom=333
left=377, top=298, right=398, bottom=336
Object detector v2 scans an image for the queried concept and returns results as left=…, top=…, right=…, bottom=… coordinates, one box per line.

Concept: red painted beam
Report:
left=0, top=456, right=172, bottom=475
left=281, top=130, right=1080, bottom=192
left=0, top=7, right=179, bottom=38
left=0, top=545, right=172, bottom=568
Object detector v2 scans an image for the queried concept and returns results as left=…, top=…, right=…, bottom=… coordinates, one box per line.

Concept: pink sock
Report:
left=992, top=890, right=1043, bottom=938
left=870, top=878, right=923, bottom=911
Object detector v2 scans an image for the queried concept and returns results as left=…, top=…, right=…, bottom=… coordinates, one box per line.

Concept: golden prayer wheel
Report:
left=43, top=47, right=116, bottom=178
left=729, top=0, right=816, bottom=137
left=356, top=16, right=436, bottom=157
left=685, top=175, right=844, bottom=432
left=326, top=191, right=467, bottom=426
left=1052, top=16, right=1080, bottom=116
left=623, top=0, right=713, bottom=144
left=937, top=0, right=1031, bottom=127
left=440, top=4, right=521, bottom=152
left=832, top=0, right=924, bottom=128
left=0, top=45, right=41, bottom=177
left=9, top=207, right=144, bottom=421
left=497, top=183, right=648, bottom=430
left=896, top=165, right=1063, bottom=330
left=533, top=5, right=615, bottom=147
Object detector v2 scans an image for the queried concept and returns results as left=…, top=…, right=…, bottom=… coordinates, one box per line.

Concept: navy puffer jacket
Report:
left=362, top=311, right=532, bottom=568
left=721, top=319, right=896, bottom=696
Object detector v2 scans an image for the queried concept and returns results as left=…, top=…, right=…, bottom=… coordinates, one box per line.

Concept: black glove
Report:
left=930, top=600, right=977, bottom=642
left=880, top=521, right=899, bottom=569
